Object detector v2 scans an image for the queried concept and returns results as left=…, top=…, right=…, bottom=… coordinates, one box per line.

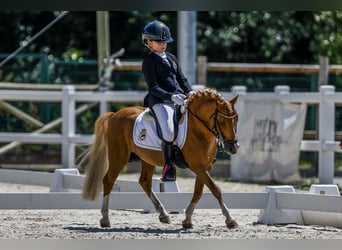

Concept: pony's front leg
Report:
left=207, top=178, right=238, bottom=229
left=189, top=170, right=238, bottom=229
left=221, top=203, right=238, bottom=229
left=182, top=202, right=196, bottom=229
left=182, top=176, right=204, bottom=229
left=150, top=191, right=171, bottom=224
left=100, top=194, right=110, bottom=227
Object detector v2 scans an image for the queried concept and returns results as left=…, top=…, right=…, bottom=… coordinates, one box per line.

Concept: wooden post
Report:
left=197, top=56, right=207, bottom=85
left=318, top=56, right=329, bottom=86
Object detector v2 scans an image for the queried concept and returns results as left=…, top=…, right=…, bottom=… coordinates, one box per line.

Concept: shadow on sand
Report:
left=64, top=225, right=192, bottom=235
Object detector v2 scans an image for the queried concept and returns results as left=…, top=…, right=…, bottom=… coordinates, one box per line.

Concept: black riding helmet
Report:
left=142, top=20, right=174, bottom=45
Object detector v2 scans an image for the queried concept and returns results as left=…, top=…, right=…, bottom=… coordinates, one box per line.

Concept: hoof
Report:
left=226, top=219, right=238, bottom=229
left=159, top=214, right=171, bottom=224
left=100, top=218, right=111, bottom=228
left=182, top=220, right=193, bottom=229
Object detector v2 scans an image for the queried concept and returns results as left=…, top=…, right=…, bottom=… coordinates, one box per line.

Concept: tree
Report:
left=1, top=11, right=342, bottom=68
left=313, top=11, right=342, bottom=64
left=196, top=11, right=342, bottom=64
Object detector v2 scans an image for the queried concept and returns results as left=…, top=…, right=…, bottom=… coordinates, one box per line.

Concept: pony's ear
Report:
left=230, top=95, right=239, bottom=106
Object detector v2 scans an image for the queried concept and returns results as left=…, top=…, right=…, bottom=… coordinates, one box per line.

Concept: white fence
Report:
left=0, top=85, right=341, bottom=183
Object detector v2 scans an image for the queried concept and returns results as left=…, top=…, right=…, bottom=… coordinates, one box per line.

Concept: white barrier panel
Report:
left=276, top=192, right=342, bottom=213
left=0, top=169, right=52, bottom=187
left=1, top=169, right=342, bottom=228
left=0, top=169, right=179, bottom=193
left=1, top=188, right=341, bottom=229
left=258, top=185, right=342, bottom=228
left=0, top=192, right=268, bottom=210
left=301, top=185, right=342, bottom=228
left=258, top=186, right=304, bottom=225
left=50, top=168, right=81, bottom=192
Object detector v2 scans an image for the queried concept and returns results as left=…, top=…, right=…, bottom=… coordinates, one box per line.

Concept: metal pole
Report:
left=177, top=11, right=197, bottom=85
left=96, top=11, right=111, bottom=81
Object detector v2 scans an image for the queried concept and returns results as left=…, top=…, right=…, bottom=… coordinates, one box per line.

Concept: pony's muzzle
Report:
left=224, top=140, right=239, bottom=155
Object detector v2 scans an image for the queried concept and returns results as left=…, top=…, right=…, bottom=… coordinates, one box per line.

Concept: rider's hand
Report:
left=188, top=90, right=196, bottom=96
left=171, top=94, right=186, bottom=105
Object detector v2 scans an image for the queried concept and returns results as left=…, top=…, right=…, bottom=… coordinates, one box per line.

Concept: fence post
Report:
left=318, top=85, right=335, bottom=184
left=230, top=85, right=247, bottom=175
left=231, top=85, right=247, bottom=111
left=231, top=85, right=247, bottom=96
left=196, top=56, right=207, bottom=85
left=318, top=56, right=329, bottom=86
left=62, top=85, right=75, bottom=168
left=99, top=100, right=108, bottom=114
left=231, top=85, right=247, bottom=114
left=274, top=85, right=290, bottom=95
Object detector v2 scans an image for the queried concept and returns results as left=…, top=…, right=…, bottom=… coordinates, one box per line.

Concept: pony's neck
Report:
left=189, top=98, right=216, bottom=121
left=188, top=99, right=217, bottom=138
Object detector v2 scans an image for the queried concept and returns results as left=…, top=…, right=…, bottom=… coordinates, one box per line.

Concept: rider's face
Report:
left=148, top=40, right=167, bottom=53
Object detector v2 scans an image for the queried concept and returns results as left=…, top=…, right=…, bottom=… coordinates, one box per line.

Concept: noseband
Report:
left=212, top=109, right=238, bottom=151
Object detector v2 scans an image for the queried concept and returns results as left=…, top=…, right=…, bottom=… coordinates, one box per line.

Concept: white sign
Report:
left=231, top=99, right=307, bottom=183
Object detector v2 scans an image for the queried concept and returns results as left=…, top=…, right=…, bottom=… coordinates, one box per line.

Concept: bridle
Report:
left=188, top=103, right=238, bottom=151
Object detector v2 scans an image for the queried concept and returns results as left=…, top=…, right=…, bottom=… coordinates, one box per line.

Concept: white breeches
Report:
left=151, top=103, right=175, bottom=142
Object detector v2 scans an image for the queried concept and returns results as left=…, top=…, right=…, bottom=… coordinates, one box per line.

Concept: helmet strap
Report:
left=144, top=40, right=156, bottom=52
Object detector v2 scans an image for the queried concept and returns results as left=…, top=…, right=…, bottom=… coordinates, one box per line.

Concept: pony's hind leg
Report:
left=100, top=193, right=110, bottom=228
left=100, top=149, right=129, bottom=228
left=100, top=169, right=127, bottom=227
left=100, top=171, right=119, bottom=228
left=139, top=160, right=171, bottom=224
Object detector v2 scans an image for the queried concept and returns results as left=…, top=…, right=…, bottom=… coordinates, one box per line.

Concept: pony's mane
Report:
left=187, top=88, right=233, bottom=113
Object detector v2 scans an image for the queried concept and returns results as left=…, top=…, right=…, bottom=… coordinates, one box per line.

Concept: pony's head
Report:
left=187, top=88, right=239, bottom=155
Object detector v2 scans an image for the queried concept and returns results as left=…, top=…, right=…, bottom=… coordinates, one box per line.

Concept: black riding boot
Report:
left=161, top=141, right=176, bottom=182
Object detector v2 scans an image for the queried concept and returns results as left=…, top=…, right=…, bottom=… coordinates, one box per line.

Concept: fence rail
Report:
left=0, top=85, right=341, bottom=183
left=114, top=61, right=342, bottom=74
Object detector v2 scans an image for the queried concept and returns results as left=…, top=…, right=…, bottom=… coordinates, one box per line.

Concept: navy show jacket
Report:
left=142, top=51, right=192, bottom=108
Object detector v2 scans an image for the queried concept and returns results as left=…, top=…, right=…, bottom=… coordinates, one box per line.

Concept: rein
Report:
left=188, top=108, right=216, bottom=136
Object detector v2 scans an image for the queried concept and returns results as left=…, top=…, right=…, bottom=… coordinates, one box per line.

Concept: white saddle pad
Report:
left=133, top=109, right=188, bottom=151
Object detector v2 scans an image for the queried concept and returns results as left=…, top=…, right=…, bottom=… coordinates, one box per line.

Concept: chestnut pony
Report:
left=81, top=88, right=239, bottom=229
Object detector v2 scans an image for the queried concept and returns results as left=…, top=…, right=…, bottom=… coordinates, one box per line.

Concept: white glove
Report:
left=188, top=90, right=196, bottom=96
left=171, top=94, right=186, bottom=105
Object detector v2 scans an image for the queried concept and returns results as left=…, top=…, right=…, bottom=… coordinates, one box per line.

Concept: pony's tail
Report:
left=82, top=112, right=114, bottom=201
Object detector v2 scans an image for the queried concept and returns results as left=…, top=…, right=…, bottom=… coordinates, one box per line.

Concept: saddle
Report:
left=133, top=106, right=189, bottom=169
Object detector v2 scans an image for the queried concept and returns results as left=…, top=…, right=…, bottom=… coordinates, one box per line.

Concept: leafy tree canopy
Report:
left=0, top=11, right=341, bottom=64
